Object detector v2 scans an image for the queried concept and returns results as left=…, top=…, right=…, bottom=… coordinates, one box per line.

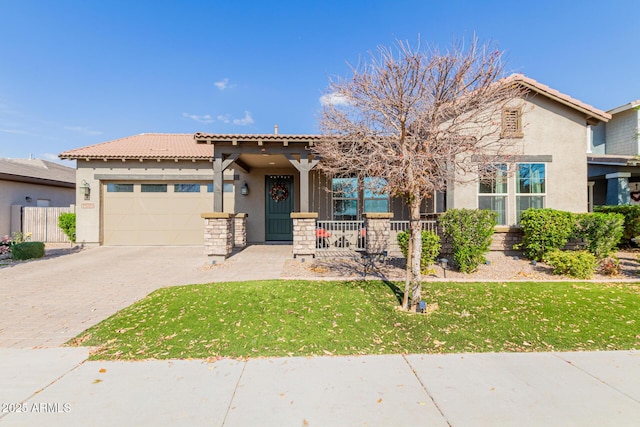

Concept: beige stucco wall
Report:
left=450, top=95, right=590, bottom=224
left=74, top=159, right=234, bottom=245
left=0, top=180, right=75, bottom=236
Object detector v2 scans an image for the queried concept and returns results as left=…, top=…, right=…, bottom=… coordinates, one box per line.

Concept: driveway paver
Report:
left=0, top=245, right=292, bottom=348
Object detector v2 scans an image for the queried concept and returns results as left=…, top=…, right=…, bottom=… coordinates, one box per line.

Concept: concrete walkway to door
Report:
left=0, top=244, right=293, bottom=348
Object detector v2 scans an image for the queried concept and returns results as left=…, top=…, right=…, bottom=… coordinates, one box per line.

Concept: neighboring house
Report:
left=588, top=99, right=640, bottom=207
left=0, top=158, right=76, bottom=236
left=59, top=75, right=610, bottom=246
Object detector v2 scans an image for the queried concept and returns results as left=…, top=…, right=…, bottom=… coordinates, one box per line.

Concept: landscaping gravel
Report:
left=283, top=250, right=640, bottom=282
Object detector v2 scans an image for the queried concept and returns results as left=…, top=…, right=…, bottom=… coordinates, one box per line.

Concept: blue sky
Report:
left=1, top=0, right=639, bottom=165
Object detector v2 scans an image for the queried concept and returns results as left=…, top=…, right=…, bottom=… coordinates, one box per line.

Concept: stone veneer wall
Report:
left=364, top=213, right=393, bottom=254
left=291, top=212, right=318, bottom=258
left=234, top=213, right=248, bottom=248
left=202, top=212, right=233, bottom=261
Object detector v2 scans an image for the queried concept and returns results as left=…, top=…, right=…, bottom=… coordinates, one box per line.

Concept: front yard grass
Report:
left=69, top=280, right=640, bottom=360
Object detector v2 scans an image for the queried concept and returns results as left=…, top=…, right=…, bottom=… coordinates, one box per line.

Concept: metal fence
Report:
left=316, top=220, right=365, bottom=251
left=315, top=219, right=438, bottom=254
left=22, top=206, right=75, bottom=243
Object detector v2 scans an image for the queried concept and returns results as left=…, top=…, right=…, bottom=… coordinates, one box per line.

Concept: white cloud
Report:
left=182, top=113, right=215, bottom=124
left=233, top=111, right=254, bottom=126
left=0, top=128, right=30, bottom=135
left=63, top=126, right=102, bottom=136
left=320, top=92, right=350, bottom=107
left=214, top=78, right=230, bottom=90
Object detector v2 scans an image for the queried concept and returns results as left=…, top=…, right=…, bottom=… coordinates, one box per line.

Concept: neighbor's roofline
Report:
left=607, top=99, right=640, bottom=115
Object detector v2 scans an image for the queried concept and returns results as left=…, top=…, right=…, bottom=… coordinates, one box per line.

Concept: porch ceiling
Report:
left=238, top=153, right=295, bottom=169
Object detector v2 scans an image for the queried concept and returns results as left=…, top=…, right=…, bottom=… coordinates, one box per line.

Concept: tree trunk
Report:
left=403, top=197, right=423, bottom=310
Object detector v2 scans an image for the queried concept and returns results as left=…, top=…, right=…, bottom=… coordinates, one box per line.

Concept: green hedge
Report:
left=397, top=230, right=441, bottom=273
left=517, top=209, right=575, bottom=261
left=11, top=241, right=45, bottom=260
left=542, top=249, right=598, bottom=279
left=573, top=212, right=624, bottom=258
left=593, top=205, right=640, bottom=246
left=440, top=209, right=496, bottom=273
left=58, top=213, right=76, bottom=243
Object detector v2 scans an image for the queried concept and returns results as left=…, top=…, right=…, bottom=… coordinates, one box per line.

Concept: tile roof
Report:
left=59, top=133, right=212, bottom=160
left=193, top=133, right=322, bottom=144
left=0, top=158, right=75, bottom=186
left=507, top=74, right=611, bottom=123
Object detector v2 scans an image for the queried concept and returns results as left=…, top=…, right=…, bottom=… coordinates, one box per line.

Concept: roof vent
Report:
left=274, top=124, right=279, bottom=135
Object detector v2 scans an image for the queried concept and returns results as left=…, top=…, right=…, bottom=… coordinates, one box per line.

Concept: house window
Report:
left=478, top=164, right=508, bottom=225
left=363, top=177, right=389, bottom=213
left=141, top=184, right=167, bottom=193
left=206, top=183, right=233, bottom=193
left=502, top=108, right=523, bottom=138
left=174, top=183, right=200, bottom=193
left=332, top=177, right=358, bottom=220
left=516, top=163, right=545, bottom=220
left=107, top=183, right=133, bottom=192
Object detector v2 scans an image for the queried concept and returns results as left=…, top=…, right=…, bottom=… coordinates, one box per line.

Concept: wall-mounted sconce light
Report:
left=241, top=182, right=249, bottom=196
left=80, top=180, right=91, bottom=200
left=25, top=196, right=32, bottom=203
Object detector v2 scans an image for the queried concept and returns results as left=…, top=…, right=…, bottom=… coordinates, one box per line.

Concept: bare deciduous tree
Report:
left=314, top=38, right=526, bottom=310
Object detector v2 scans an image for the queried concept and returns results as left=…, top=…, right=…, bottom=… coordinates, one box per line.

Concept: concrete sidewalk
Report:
left=0, top=349, right=638, bottom=426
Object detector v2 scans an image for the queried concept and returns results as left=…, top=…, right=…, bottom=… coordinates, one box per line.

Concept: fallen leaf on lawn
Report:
left=323, top=350, right=333, bottom=355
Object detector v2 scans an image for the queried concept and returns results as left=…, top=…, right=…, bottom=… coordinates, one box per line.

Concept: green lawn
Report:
left=69, top=280, right=640, bottom=360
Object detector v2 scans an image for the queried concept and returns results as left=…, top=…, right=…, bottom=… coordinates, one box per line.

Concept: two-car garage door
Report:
left=103, top=182, right=214, bottom=245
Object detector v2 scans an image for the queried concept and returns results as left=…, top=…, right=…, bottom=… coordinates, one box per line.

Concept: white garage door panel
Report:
left=103, top=183, right=213, bottom=245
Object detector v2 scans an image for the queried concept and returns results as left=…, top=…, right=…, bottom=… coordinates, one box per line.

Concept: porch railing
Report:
left=315, top=219, right=438, bottom=253
left=316, top=220, right=365, bottom=251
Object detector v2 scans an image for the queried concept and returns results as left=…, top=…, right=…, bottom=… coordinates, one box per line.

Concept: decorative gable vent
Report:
left=501, top=108, right=523, bottom=138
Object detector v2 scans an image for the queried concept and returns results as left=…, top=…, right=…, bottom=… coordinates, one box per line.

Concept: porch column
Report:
left=234, top=213, right=248, bottom=248
left=605, top=172, right=631, bottom=205
left=291, top=212, right=318, bottom=258
left=212, top=153, right=239, bottom=212
left=286, top=155, right=319, bottom=212
left=364, top=213, right=393, bottom=254
left=202, top=212, right=233, bottom=262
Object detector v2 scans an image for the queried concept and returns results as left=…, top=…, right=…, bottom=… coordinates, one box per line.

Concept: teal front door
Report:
left=265, top=175, right=294, bottom=241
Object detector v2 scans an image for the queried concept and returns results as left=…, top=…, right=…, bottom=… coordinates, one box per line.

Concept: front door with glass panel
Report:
left=265, top=175, right=294, bottom=241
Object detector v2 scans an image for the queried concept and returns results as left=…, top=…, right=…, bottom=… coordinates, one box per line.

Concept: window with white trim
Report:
left=516, top=163, right=545, bottom=220
left=478, top=164, right=508, bottom=225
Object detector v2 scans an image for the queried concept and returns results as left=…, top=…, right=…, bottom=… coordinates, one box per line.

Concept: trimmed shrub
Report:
left=397, top=230, right=441, bottom=273
left=440, top=209, right=497, bottom=273
left=58, top=213, right=77, bottom=243
left=573, top=212, right=624, bottom=258
left=517, top=209, right=575, bottom=261
left=11, top=241, right=45, bottom=260
left=542, top=249, right=598, bottom=279
left=594, top=205, right=640, bottom=246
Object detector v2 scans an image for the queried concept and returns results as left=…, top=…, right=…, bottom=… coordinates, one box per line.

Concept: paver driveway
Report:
left=0, top=245, right=291, bottom=348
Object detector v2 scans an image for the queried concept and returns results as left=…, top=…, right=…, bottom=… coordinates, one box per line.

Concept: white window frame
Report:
left=516, top=163, right=546, bottom=221
left=478, top=164, right=508, bottom=226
